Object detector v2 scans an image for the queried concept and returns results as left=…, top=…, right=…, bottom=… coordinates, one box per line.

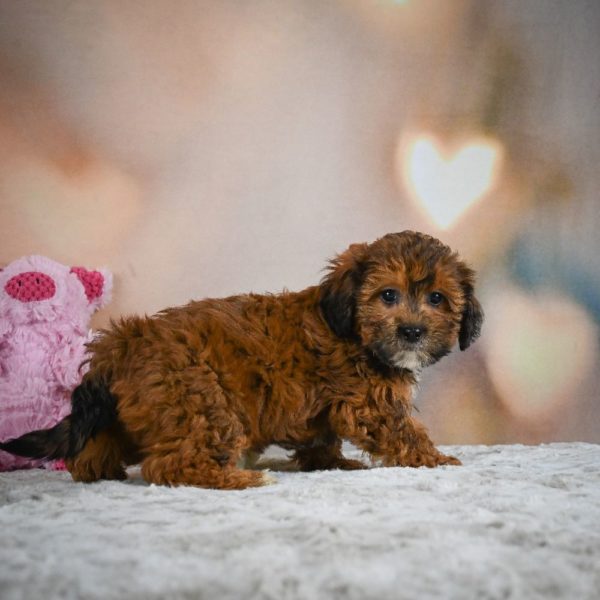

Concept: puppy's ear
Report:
left=319, top=243, right=368, bottom=339
left=458, top=270, right=484, bottom=350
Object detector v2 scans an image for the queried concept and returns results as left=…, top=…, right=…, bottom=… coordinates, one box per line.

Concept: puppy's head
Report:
left=319, top=231, right=483, bottom=371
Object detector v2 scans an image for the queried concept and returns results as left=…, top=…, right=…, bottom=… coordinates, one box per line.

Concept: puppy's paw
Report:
left=390, top=451, right=462, bottom=468
left=437, top=454, right=462, bottom=466
left=67, top=458, right=127, bottom=482
left=335, top=457, right=368, bottom=470
left=260, top=470, right=278, bottom=486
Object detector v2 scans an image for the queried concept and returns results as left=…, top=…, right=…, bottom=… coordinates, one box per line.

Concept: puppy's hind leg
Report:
left=140, top=410, right=276, bottom=489
left=140, top=371, right=276, bottom=490
left=67, top=424, right=128, bottom=482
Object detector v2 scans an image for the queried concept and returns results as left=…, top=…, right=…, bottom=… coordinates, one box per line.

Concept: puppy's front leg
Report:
left=387, top=416, right=461, bottom=467
left=330, top=393, right=460, bottom=468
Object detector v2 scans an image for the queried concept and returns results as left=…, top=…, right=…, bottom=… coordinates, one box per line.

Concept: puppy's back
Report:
left=86, top=287, right=323, bottom=385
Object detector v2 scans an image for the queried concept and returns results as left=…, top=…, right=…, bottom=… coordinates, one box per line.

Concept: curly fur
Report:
left=0, top=232, right=483, bottom=489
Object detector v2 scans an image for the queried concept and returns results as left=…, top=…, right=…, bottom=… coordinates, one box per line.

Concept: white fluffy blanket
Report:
left=1, top=443, right=599, bottom=600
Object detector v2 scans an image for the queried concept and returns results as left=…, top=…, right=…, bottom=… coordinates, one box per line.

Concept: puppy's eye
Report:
left=380, top=289, right=399, bottom=305
left=428, top=291, right=445, bottom=306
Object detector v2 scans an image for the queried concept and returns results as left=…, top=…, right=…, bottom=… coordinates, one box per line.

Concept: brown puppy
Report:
left=1, top=231, right=483, bottom=489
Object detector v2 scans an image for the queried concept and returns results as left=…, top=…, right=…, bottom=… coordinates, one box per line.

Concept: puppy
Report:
left=1, top=231, right=483, bottom=489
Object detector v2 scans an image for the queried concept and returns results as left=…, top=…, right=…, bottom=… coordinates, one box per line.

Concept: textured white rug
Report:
left=1, top=443, right=599, bottom=600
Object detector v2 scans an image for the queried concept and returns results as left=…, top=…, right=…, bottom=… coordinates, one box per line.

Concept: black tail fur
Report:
left=0, top=378, right=117, bottom=460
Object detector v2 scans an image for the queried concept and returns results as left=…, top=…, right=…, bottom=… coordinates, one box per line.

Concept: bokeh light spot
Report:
left=400, top=133, right=503, bottom=229
left=484, top=287, right=598, bottom=421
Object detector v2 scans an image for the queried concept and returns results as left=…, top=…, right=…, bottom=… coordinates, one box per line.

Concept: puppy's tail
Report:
left=0, top=378, right=117, bottom=460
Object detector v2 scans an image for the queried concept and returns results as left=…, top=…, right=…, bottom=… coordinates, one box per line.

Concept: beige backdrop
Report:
left=1, top=0, right=599, bottom=444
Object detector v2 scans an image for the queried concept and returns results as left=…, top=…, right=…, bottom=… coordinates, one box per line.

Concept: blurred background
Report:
left=1, top=0, right=598, bottom=444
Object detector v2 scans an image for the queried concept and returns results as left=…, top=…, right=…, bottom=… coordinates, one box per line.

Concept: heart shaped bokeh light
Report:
left=399, top=133, right=504, bottom=229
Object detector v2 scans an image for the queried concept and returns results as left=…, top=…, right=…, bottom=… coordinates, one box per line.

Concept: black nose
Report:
left=399, top=326, right=426, bottom=343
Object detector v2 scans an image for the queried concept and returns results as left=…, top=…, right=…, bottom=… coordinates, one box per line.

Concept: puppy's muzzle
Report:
left=398, top=325, right=427, bottom=344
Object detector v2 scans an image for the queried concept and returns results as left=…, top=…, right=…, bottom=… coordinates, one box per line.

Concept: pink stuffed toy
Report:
left=0, top=255, right=112, bottom=471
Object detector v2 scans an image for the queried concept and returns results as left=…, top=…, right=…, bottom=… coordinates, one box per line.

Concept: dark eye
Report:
left=429, top=292, right=445, bottom=306
left=380, top=289, right=399, bottom=305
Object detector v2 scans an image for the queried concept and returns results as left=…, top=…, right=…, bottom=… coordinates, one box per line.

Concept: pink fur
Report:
left=0, top=256, right=112, bottom=471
